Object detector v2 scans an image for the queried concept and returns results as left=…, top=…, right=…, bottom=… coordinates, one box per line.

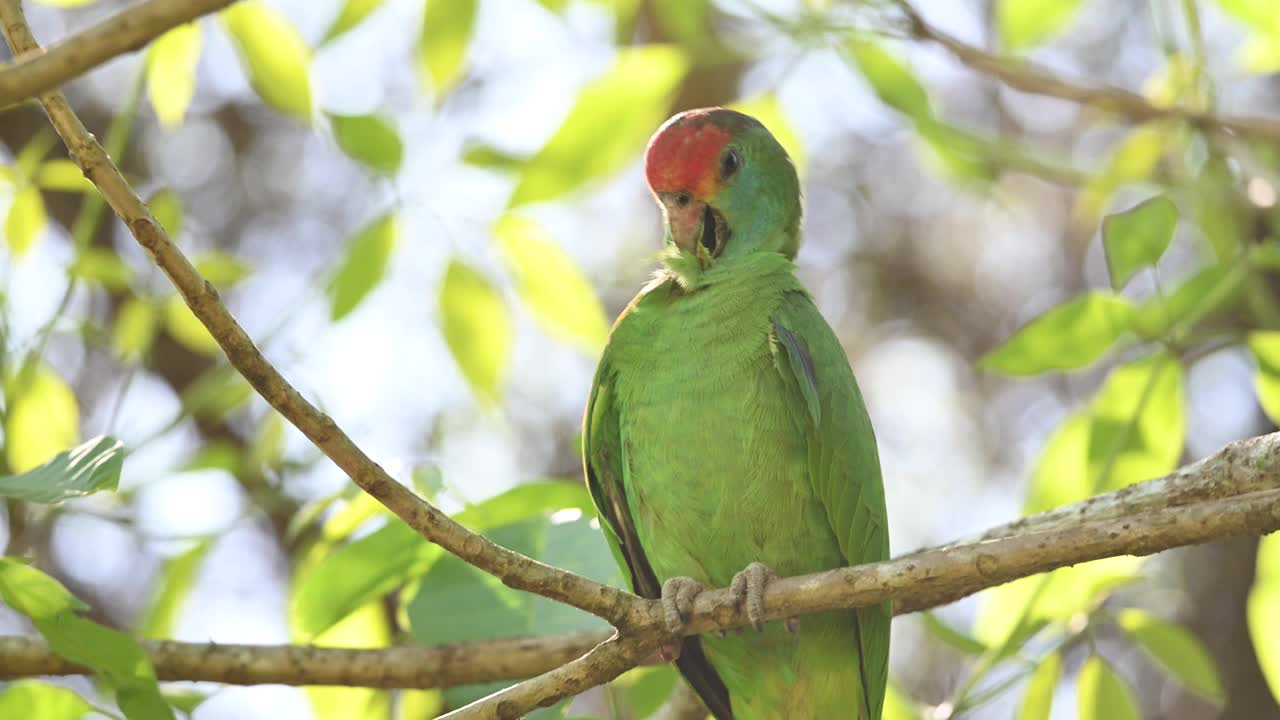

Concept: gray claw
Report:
left=730, top=561, right=777, bottom=631
left=661, top=576, right=705, bottom=635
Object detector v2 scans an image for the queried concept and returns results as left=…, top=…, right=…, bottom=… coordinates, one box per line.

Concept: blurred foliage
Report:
left=1, top=0, right=1280, bottom=718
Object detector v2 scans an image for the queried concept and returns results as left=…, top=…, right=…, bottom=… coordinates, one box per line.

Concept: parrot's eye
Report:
left=720, top=149, right=741, bottom=180
left=674, top=191, right=692, bottom=208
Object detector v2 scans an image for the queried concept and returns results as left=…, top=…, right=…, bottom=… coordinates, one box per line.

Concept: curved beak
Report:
left=657, top=192, right=714, bottom=254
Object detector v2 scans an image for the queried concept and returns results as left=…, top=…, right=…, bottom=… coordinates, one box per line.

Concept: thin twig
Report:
left=0, top=0, right=236, bottom=108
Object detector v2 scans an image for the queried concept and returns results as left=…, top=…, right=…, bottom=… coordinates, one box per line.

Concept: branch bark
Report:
left=0, top=0, right=236, bottom=108
left=892, top=0, right=1280, bottom=143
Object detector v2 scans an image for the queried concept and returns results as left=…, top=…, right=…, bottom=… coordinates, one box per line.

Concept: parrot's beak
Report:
left=659, top=192, right=719, bottom=256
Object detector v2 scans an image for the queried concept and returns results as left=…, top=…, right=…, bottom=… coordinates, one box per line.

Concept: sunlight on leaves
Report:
left=1078, top=655, right=1140, bottom=720
left=112, top=298, right=159, bottom=362
left=1117, top=609, right=1225, bottom=706
left=844, top=39, right=931, bottom=122
left=1017, top=652, right=1060, bottom=720
left=979, top=291, right=1134, bottom=376
left=71, top=247, right=133, bottom=291
left=194, top=252, right=253, bottom=287
left=330, top=114, right=403, bottom=175
left=0, top=436, right=122, bottom=504
left=920, top=611, right=987, bottom=656
left=330, top=214, right=397, bottom=321
left=1077, top=122, right=1172, bottom=221
left=509, top=45, right=689, bottom=207
left=495, top=214, right=608, bottom=352
left=439, top=259, right=511, bottom=402
left=5, top=186, right=47, bottom=257
left=1102, top=195, right=1177, bottom=289
left=1132, top=263, right=1244, bottom=340
left=34, top=160, right=90, bottom=193
left=1213, top=0, right=1280, bottom=36
left=324, top=0, right=388, bottom=43
left=997, top=0, right=1086, bottom=51
left=147, top=188, right=184, bottom=239
left=164, top=296, right=221, bottom=355
left=975, top=557, right=1142, bottom=646
left=180, top=365, right=253, bottom=420
left=1249, top=533, right=1280, bottom=704
left=222, top=1, right=313, bottom=124
left=141, top=540, right=213, bottom=639
left=146, top=23, right=203, bottom=129
left=883, top=681, right=921, bottom=720
left=1248, top=331, right=1280, bottom=425
left=4, top=364, right=79, bottom=474
left=419, top=0, right=479, bottom=96
left=0, top=681, right=95, bottom=720
left=0, top=558, right=86, bottom=619
left=308, top=602, right=391, bottom=720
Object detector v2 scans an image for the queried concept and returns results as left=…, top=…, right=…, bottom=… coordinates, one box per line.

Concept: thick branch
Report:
left=0, top=0, right=640, bottom=631
left=893, top=0, right=1280, bottom=143
left=0, top=0, right=236, bottom=107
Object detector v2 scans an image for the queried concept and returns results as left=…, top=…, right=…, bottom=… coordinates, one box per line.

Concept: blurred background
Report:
left=1, top=0, right=1279, bottom=717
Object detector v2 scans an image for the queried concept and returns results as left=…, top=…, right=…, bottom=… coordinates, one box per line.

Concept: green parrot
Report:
left=582, top=108, right=890, bottom=719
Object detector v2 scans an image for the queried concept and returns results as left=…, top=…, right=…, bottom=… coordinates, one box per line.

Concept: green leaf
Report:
left=6, top=185, right=47, bottom=257
left=494, top=214, right=608, bottom=353
left=843, top=39, right=932, bottom=121
left=16, top=131, right=56, bottom=178
left=180, top=365, right=252, bottom=420
left=0, top=435, right=122, bottom=503
left=194, top=251, right=252, bottom=287
left=998, top=0, right=1086, bottom=51
left=140, top=540, right=212, bottom=639
left=1132, top=263, right=1244, bottom=340
left=71, top=247, right=133, bottom=290
left=0, top=557, right=88, bottom=618
left=329, top=213, right=397, bottom=321
left=146, top=23, right=203, bottom=129
left=1116, top=609, right=1225, bottom=706
left=290, top=482, right=594, bottom=640
left=920, top=611, right=988, bottom=656
left=112, top=298, right=158, bottom=362
left=462, top=143, right=527, bottom=172
left=418, top=0, right=479, bottom=95
left=4, top=364, right=80, bottom=474
left=1077, top=655, right=1141, bottom=720
left=613, top=666, right=676, bottom=719
left=1018, top=652, right=1060, bottom=720
left=1249, top=533, right=1280, bottom=704
left=980, top=291, right=1134, bottom=376
left=1078, top=123, right=1172, bottom=221
left=324, top=0, right=387, bottom=43
left=1213, top=0, right=1280, bottom=36
left=163, top=295, right=220, bottom=355
left=882, top=681, right=921, bottom=720
left=222, top=1, right=313, bottom=124
left=147, top=189, right=184, bottom=239
left=439, top=259, right=512, bottom=402
left=34, top=159, right=91, bottom=193
left=330, top=114, right=403, bottom=175
left=0, top=680, right=96, bottom=720
left=509, top=45, right=689, bottom=207
left=729, top=93, right=806, bottom=173
left=1249, top=331, right=1280, bottom=425
left=1102, top=195, right=1177, bottom=289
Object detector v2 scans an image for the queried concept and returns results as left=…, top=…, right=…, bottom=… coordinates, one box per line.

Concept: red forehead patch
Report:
left=644, top=108, right=734, bottom=199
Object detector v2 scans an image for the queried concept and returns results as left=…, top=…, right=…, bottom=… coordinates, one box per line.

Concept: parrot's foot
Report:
left=729, top=562, right=800, bottom=632
left=660, top=576, right=705, bottom=636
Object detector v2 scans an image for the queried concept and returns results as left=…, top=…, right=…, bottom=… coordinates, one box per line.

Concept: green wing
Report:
left=772, top=290, right=891, bottom=720
left=583, top=295, right=734, bottom=720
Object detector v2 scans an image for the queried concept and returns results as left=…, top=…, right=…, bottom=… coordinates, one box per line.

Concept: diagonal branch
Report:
left=0, top=0, right=642, bottom=632
left=0, top=0, right=237, bottom=108
left=892, top=0, right=1280, bottom=143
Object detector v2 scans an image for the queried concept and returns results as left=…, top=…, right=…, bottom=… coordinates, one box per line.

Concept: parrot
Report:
left=582, top=107, right=891, bottom=720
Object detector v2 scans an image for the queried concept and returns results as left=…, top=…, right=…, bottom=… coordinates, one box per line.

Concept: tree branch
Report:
left=0, top=0, right=236, bottom=108
left=892, top=0, right=1280, bottom=143
left=0, top=0, right=642, bottom=632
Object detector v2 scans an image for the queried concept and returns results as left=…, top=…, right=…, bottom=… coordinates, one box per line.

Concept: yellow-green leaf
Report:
left=324, top=0, right=387, bottom=43
left=16, top=131, right=56, bottom=178
left=998, top=0, right=1087, bottom=51
left=329, top=214, right=397, bottom=321
left=222, top=1, right=313, bottom=123
left=509, top=45, right=689, bottom=207
left=439, top=259, right=512, bottom=403
left=1249, top=533, right=1280, bottom=704
left=1102, top=195, right=1177, bottom=289
left=34, top=160, right=90, bottom=193
left=1078, top=655, right=1141, bottom=720
left=70, top=247, right=133, bottom=290
left=330, top=114, right=403, bottom=175
left=5, top=186, right=47, bottom=256
left=844, top=39, right=932, bottom=121
left=419, top=0, right=479, bottom=96
left=147, top=188, right=184, bottom=238
left=975, top=556, right=1142, bottom=646
left=494, top=214, right=608, bottom=352
left=1078, top=123, right=1172, bottom=220
left=1116, top=609, right=1225, bottom=706
left=112, top=297, right=159, bottom=361
left=163, top=295, right=220, bottom=355
left=1018, top=652, right=1060, bottom=720
left=307, top=602, right=391, bottom=720
left=0, top=558, right=86, bottom=619
left=29, top=0, right=98, bottom=6
left=141, top=540, right=212, bottom=639
left=980, top=291, right=1134, bottom=376
left=146, top=23, right=203, bottom=129
left=0, top=680, right=95, bottom=720
left=4, top=364, right=79, bottom=474
left=1249, top=331, right=1280, bottom=425
left=882, top=681, right=921, bottom=720
left=194, top=251, right=252, bottom=287
left=1213, top=0, right=1280, bottom=36
left=730, top=93, right=806, bottom=174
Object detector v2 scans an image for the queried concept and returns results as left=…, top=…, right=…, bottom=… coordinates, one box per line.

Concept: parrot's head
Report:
left=644, top=108, right=801, bottom=283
